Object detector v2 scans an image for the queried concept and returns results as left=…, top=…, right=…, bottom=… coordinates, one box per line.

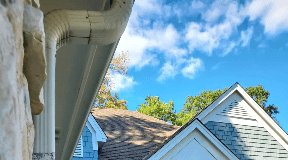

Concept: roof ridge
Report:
left=91, top=108, right=177, bottom=126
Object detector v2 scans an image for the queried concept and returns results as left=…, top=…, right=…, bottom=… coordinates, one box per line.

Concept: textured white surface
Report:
left=0, top=1, right=35, bottom=160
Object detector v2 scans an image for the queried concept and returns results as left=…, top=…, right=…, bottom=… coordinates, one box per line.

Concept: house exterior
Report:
left=73, top=108, right=179, bottom=160
left=31, top=0, right=134, bottom=160
left=0, top=0, right=134, bottom=159
left=145, top=83, right=288, bottom=160
left=72, top=114, right=107, bottom=160
left=71, top=83, right=288, bottom=160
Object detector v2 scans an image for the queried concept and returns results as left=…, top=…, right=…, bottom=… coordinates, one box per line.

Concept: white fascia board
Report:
left=86, top=113, right=106, bottom=151
left=235, top=84, right=288, bottom=150
left=86, top=113, right=107, bottom=144
left=195, top=83, right=288, bottom=151
left=149, top=119, right=239, bottom=160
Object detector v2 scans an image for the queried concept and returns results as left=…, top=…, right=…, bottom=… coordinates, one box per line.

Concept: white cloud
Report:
left=191, top=0, right=205, bottom=9
left=203, top=7, right=222, bottom=22
left=239, top=27, right=254, bottom=47
left=111, top=73, right=137, bottom=92
left=222, top=42, right=236, bottom=56
left=116, top=0, right=280, bottom=82
left=116, top=10, right=186, bottom=69
left=202, top=0, right=234, bottom=22
left=157, top=61, right=178, bottom=82
left=116, top=0, right=195, bottom=81
left=212, top=62, right=223, bottom=70
left=185, top=1, right=247, bottom=56
left=185, top=21, right=235, bottom=56
left=181, top=57, right=203, bottom=79
left=257, top=42, right=266, bottom=48
left=247, top=0, right=288, bottom=34
left=133, top=0, right=164, bottom=16
left=116, top=27, right=159, bottom=69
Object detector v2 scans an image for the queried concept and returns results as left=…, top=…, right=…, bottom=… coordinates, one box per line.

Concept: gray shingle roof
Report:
left=205, top=121, right=288, bottom=160
left=91, top=108, right=179, bottom=160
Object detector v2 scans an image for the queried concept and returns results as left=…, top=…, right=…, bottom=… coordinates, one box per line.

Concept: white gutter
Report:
left=44, top=0, right=133, bottom=48
left=33, top=0, right=133, bottom=159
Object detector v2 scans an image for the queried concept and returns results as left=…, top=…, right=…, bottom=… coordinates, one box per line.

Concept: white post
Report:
left=33, top=42, right=56, bottom=160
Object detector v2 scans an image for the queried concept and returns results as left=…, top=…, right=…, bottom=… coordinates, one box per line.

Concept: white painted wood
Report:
left=149, top=119, right=238, bottom=160
left=33, top=43, right=56, bottom=154
left=86, top=113, right=107, bottom=150
left=170, top=138, right=216, bottom=160
left=62, top=45, right=97, bottom=155
left=34, top=0, right=134, bottom=159
left=87, top=113, right=107, bottom=142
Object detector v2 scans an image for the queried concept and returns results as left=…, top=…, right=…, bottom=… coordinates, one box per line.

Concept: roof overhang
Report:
left=39, top=0, right=133, bottom=159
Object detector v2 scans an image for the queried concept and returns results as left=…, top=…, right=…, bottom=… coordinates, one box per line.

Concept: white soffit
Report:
left=149, top=119, right=238, bottom=160
left=197, top=83, right=288, bottom=151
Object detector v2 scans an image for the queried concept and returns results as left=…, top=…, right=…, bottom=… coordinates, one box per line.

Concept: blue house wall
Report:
left=72, top=126, right=98, bottom=160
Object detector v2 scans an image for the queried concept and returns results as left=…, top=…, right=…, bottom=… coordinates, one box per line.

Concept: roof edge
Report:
left=145, top=118, right=239, bottom=160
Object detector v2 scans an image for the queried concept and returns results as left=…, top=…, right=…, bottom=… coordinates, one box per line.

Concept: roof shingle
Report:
left=91, top=108, right=179, bottom=160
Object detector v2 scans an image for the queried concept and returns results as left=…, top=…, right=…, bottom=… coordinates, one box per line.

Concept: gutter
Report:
left=33, top=0, right=133, bottom=159
left=44, top=0, right=133, bottom=49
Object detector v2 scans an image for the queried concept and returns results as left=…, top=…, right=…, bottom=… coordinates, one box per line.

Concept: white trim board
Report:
left=149, top=119, right=239, bottom=160
left=86, top=113, right=107, bottom=150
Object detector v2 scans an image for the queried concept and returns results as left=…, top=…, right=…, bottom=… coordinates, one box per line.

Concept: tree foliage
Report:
left=176, top=85, right=279, bottom=126
left=175, top=88, right=228, bottom=126
left=137, top=85, right=279, bottom=126
left=245, top=86, right=279, bottom=117
left=137, top=96, right=176, bottom=124
left=94, top=52, right=129, bottom=110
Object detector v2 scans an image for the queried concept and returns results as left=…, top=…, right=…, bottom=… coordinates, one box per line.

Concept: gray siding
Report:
left=205, top=121, right=288, bottom=160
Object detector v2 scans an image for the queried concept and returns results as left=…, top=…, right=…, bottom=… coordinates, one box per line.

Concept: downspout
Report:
left=33, top=0, right=133, bottom=159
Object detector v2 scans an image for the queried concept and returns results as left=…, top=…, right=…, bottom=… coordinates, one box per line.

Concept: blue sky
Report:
left=112, top=0, right=288, bottom=132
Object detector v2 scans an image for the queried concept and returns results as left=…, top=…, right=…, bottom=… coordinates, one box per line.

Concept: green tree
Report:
left=137, top=96, right=176, bottom=124
left=94, top=52, right=129, bottom=110
left=176, top=85, right=279, bottom=126
left=245, top=86, right=279, bottom=117
left=175, top=89, right=228, bottom=126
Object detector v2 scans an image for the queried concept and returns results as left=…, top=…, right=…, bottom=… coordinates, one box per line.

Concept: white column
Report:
left=33, top=42, right=56, bottom=160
